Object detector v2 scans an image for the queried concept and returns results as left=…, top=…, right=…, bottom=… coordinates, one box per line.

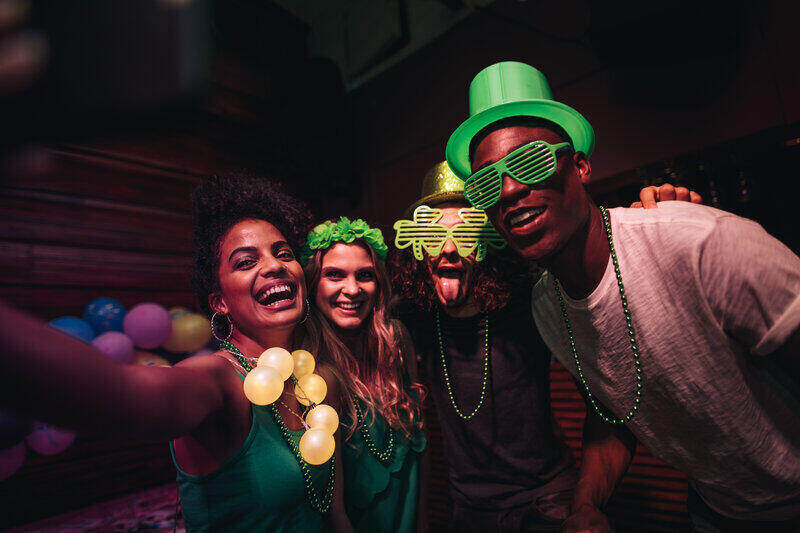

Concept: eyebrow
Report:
left=229, top=246, right=257, bottom=261
left=271, top=240, right=291, bottom=253
left=473, top=141, right=534, bottom=172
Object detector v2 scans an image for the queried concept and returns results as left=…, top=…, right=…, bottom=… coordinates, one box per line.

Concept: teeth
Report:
left=509, top=207, right=545, bottom=226
left=256, top=284, right=293, bottom=304
left=337, top=302, right=361, bottom=310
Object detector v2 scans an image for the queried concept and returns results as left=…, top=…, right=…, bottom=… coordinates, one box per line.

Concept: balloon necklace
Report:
left=220, top=340, right=338, bottom=514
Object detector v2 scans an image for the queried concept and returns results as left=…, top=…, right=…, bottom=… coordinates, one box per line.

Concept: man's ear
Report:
left=574, top=152, right=592, bottom=185
left=209, top=292, right=228, bottom=315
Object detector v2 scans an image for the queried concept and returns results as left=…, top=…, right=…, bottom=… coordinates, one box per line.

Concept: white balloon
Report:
left=243, top=366, right=284, bottom=405
left=305, top=404, right=339, bottom=435
left=299, top=428, right=335, bottom=465
left=258, top=347, right=294, bottom=381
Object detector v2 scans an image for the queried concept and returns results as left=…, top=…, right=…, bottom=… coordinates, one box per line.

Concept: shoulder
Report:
left=609, top=203, right=763, bottom=258
left=390, top=318, right=413, bottom=343
left=316, top=362, right=346, bottom=410
left=173, top=350, right=244, bottom=388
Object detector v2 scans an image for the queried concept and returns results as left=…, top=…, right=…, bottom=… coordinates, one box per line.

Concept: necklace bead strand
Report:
left=551, top=206, right=643, bottom=425
left=221, top=340, right=335, bottom=514
left=435, top=310, right=491, bottom=420
left=352, top=397, right=395, bottom=465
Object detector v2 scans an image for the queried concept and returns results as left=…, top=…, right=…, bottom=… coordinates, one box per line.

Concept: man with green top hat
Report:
left=446, top=61, right=800, bottom=531
left=388, top=161, right=688, bottom=531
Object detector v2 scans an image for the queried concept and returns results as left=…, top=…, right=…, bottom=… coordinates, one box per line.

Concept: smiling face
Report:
left=473, top=125, right=593, bottom=262
left=211, top=219, right=306, bottom=337
left=314, top=243, right=378, bottom=330
left=421, top=202, right=478, bottom=309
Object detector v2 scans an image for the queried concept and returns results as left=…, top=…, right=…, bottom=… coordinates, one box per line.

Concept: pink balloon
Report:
left=123, top=303, right=172, bottom=349
left=91, top=331, right=135, bottom=364
left=0, top=441, right=26, bottom=481
left=26, top=423, right=76, bottom=455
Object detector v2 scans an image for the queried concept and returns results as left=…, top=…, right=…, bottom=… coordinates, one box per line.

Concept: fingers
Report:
left=675, top=187, right=691, bottom=202
left=657, top=183, right=676, bottom=201
left=630, top=201, right=643, bottom=209
left=639, top=186, right=658, bottom=209
left=689, top=191, right=703, bottom=204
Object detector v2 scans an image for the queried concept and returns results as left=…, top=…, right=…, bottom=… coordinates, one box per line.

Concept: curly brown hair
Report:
left=387, top=245, right=533, bottom=313
left=191, top=172, right=315, bottom=315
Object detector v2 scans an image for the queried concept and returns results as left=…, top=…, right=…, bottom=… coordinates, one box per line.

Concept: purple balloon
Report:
left=91, top=331, right=135, bottom=364
left=26, top=423, right=76, bottom=455
left=123, top=303, right=172, bottom=349
left=0, top=441, right=26, bottom=481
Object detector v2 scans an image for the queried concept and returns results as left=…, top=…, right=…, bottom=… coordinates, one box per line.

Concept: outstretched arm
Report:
left=0, top=301, right=226, bottom=441
left=562, top=407, right=636, bottom=533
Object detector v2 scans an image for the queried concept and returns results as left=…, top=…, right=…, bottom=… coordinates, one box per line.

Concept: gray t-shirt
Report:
left=531, top=202, right=800, bottom=520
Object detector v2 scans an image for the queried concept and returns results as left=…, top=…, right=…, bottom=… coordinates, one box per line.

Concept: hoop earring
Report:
left=211, top=312, right=232, bottom=341
left=299, top=298, right=310, bottom=325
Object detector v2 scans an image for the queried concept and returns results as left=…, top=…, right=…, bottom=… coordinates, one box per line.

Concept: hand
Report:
left=561, top=503, right=612, bottom=533
left=631, top=183, right=703, bottom=209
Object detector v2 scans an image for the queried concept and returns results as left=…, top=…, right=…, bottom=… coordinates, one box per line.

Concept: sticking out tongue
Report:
left=439, top=277, right=462, bottom=303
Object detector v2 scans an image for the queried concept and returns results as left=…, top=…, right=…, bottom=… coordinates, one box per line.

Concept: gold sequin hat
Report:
left=404, top=161, right=468, bottom=218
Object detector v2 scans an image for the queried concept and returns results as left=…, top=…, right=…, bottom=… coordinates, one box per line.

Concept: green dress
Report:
left=169, top=370, right=332, bottom=532
left=342, top=398, right=426, bottom=533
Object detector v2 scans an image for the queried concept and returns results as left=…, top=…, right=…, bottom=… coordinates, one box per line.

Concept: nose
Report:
left=440, top=237, right=459, bottom=260
left=498, top=173, right=528, bottom=208
left=258, top=254, right=287, bottom=278
left=342, top=276, right=360, bottom=298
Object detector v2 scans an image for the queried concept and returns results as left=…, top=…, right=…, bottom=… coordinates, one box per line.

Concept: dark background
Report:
left=0, top=0, right=797, bottom=529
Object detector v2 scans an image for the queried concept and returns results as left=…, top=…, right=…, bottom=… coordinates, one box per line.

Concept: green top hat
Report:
left=445, top=61, right=595, bottom=179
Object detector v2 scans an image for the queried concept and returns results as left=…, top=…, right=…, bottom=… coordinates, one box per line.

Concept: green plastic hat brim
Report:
left=445, top=99, right=595, bottom=180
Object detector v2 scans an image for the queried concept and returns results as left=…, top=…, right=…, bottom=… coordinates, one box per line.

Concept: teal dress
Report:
left=342, top=398, right=426, bottom=533
left=169, top=370, right=332, bottom=532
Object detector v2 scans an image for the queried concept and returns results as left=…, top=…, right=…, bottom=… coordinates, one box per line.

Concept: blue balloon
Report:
left=84, top=297, right=127, bottom=334
left=48, top=316, right=95, bottom=343
left=0, top=411, right=33, bottom=449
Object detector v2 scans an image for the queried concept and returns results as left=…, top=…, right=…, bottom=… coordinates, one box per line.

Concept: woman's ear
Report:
left=209, top=292, right=228, bottom=315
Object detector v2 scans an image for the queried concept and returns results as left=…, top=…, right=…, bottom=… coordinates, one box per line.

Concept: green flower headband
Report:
left=300, top=216, right=388, bottom=265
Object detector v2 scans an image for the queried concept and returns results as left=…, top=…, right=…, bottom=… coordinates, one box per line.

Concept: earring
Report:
left=211, top=312, right=232, bottom=341
left=299, top=298, right=310, bottom=325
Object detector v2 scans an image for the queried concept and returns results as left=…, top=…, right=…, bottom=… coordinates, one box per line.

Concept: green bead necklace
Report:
left=352, top=396, right=395, bottom=465
left=435, top=310, right=490, bottom=420
left=221, top=340, right=336, bottom=514
left=551, top=206, right=643, bottom=425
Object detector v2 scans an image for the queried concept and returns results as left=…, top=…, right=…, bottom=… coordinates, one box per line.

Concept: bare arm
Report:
left=0, top=301, right=225, bottom=441
left=562, top=407, right=636, bottom=533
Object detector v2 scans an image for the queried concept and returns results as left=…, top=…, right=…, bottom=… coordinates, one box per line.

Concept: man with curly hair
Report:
left=389, top=158, right=696, bottom=531
left=390, top=161, right=578, bottom=531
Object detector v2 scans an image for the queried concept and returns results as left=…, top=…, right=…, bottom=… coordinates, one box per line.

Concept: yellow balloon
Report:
left=243, top=366, right=283, bottom=405
left=168, top=306, right=192, bottom=320
left=291, top=349, right=315, bottom=378
left=132, top=351, right=171, bottom=367
left=299, top=428, right=335, bottom=465
left=295, top=373, right=327, bottom=406
left=305, top=404, right=339, bottom=435
left=162, top=313, right=212, bottom=353
left=258, top=347, right=294, bottom=381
